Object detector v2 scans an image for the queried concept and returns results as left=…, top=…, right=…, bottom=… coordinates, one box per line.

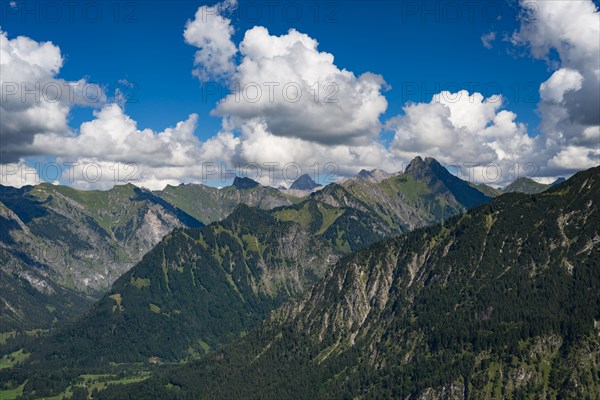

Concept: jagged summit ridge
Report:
left=404, top=155, right=426, bottom=174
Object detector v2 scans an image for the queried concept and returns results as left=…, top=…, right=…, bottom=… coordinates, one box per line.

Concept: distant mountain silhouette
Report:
left=290, top=174, right=321, bottom=190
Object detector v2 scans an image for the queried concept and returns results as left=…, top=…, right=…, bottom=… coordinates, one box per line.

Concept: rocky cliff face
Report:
left=0, top=183, right=204, bottom=330
left=0, top=183, right=201, bottom=294
left=0, top=202, right=93, bottom=331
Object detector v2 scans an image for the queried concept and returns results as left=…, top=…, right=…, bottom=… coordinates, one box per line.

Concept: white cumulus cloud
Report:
left=214, top=27, right=389, bottom=146
left=0, top=29, right=103, bottom=163
left=31, top=104, right=202, bottom=168
left=539, top=68, right=583, bottom=103
left=389, top=91, right=532, bottom=168
left=512, top=0, right=599, bottom=175
left=183, top=0, right=238, bottom=82
left=4, top=0, right=599, bottom=190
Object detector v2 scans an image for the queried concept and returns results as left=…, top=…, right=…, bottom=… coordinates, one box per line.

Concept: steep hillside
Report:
left=0, top=183, right=202, bottom=331
left=0, top=200, right=93, bottom=331
left=101, top=166, right=599, bottom=399
left=469, top=182, right=504, bottom=198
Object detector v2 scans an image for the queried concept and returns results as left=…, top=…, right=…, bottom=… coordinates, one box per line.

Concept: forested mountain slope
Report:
left=100, top=165, right=599, bottom=399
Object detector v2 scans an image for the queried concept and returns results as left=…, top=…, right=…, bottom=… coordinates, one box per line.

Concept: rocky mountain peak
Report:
left=232, top=176, right=260, bottom=190
left=290, top=174, right=321, bottom=191
left=404, top=156, right=493, bottom=208
left=404, top=156, right=426, bottom=174
left=504, top=177, right=549, bottom=194
left=424, top=156, right=442, bottom=168
left=356, top=169, right=392, bottom=183
left=404, top=156, right=448, bottom=180
left=356, top=169, right=372, bottom=179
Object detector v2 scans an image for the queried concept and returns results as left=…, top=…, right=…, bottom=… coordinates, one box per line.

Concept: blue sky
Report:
left=1, top=0, right=599, bottom=188
left=1, top=0, right=549, bottom=136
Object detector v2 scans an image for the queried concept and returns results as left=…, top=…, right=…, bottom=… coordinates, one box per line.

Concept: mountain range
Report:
left=94, top=165, right=600, bottom=400
left=0, top=157, right=592, bottom=400
left=0, top=157, right=497, bottom=333
left=14, top=157, right=495, bottom=368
